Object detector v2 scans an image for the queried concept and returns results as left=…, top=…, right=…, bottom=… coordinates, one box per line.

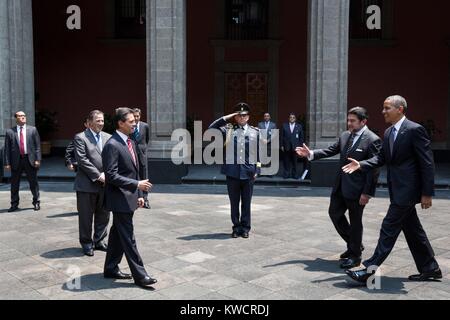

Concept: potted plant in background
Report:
left=35, top=110, right=59, bottom=156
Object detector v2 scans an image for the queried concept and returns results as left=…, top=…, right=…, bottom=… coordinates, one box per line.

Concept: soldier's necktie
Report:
left=389, top=127, right=397, bottom=155
left=346, top=133, right=356, bottom=155
left=19, top=126, right=25, bottom=155
left=127, top=138, right=137, bottom=165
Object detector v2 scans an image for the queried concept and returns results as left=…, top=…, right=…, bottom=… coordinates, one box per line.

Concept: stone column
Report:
left=146, top=0, right=187, bottom=183
left=0, top=0, right=35, bottom=139
left=307, top=0, right=350, bottom=186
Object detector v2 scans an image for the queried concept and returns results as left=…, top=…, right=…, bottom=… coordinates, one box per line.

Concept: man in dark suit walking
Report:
left=281, top=113, right=304, bottom=179
left=297, top=107, right=381, bottom=269
left=209, top=102, right=261, bottom=238
left=132, top=108, right=151, bottom=209
left=74, top=110, right=111, bottom=256
left=3, top=111, right=41, bottom=212
left=343, top=95, right=442, bottom=283
left=102, top=108, right=157, bottom=289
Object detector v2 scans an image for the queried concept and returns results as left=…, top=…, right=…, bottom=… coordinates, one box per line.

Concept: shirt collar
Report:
left=90, top=129, right=100, bottom=138
left=17, top=124, right=26, bottom=130
left=393, top=116, right=406, bottom=132
left=116, top=130, right=129, bottom=143
left=353, top=125, right=367, bottom=137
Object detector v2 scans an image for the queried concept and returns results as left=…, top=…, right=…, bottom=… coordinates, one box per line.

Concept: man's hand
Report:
left=342, top=158, right=361, bottom=174
left=281, top=146, right=284, bottom=152
left=138, top=179, right=152, bottom=192
left=421, top=196, right=432, bottom=210
left=224, top=113, right=239, bottom=121
left=97, top=172, right=106, bottom=183
left=34, top=161, right=41, bottom=169
left=4, top=165, right=11, bottom=171
left=359, top=194, right=370, bottom=206
left=138, top=198, right=145, bottom=208
left=67, top=164, right=74, bottom=171
left=295, top=143, right=311, bottom=158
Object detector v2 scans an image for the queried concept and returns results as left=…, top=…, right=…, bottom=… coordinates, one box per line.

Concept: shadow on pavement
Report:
left=177, top=233, right=231, bottom=241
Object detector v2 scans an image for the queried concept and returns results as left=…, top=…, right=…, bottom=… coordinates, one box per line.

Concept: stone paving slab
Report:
left=0, top=182, right=449, bottom=300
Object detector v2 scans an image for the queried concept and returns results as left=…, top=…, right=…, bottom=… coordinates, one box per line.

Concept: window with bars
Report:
left=115, top=0, right=146, bottom=39
left=226, top=0, right=269, bottom=40
left=350, top=0, right=384, bottom=40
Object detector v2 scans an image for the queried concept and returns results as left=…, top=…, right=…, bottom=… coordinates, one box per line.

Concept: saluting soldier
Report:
left=209, top=102, right=261, bottom=238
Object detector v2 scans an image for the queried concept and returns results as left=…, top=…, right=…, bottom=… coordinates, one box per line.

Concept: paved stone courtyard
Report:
left=0, top=182, right=449, bottom=300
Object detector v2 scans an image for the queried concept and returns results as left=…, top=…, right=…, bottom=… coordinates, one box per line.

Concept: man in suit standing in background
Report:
left=65, top=118, right=89, bottom=172
left=3, top=111, right=41, bottom=212
left=343, top=95, right=442, bottom=283
left=281, top=113, right=304, bottom=179
left=74, top=110, right=111, bottom=256
left=102, top=108, right=157, bottom=288
left=297, top=107, right=381, bottom=269
left=132, top=108, right=151, bottom=209
left=258, top=113, right=277, bottom=176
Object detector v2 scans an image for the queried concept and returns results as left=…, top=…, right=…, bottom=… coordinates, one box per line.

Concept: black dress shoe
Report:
left=135, top=276, right=157, bottom=289
left=94, top=242, right=108, bottom=252
left=143, top=200, right=151, bottom=209
left=33, top=203, right=40, bottom=211
left=241, top=232, right=249, bottom=238
left=104, top=270, right=133, bottom=280
left=408, top=268, right=442, bottom=281
left=340, top=257, right=362, bottom=269
left=231, top=231, right=239, bottom=238
left=345, top=268, right=372, bottom=284
left=8, top=206, right=19, bottom=212
left=83, top=248, right=94, bottom=256
left=340, top=245, right=365, bottom=259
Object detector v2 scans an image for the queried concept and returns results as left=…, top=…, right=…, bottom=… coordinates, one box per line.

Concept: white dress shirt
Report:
left=116, top=130, right=130, bottom=144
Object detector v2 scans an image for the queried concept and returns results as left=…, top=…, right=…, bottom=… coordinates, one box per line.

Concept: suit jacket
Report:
left=258, top=121, right=277, bottom=143
left=102, top=132, right=143, bottom=212
left=313, top=128, right=381, bottom=200
left=132, top=121, right=150, bottom=166
left=209, top=118, right=261, bottom=180
left=360, top=118, right=435, bottom=206
left=74, top=129, right=111, bottom=193
left=3, top=125, right=41, bottom=170
left=281, top=122, right=304, bottom=151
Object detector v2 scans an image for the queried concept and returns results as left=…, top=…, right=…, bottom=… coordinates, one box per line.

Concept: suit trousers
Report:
left=283, top=150, right=301, bottom=178
left=76, top=191, right=110, bottom=246
left=226, top=177, right=254, bottom=233
left=10, top=156, right=40, bottom=206
left=363, top=204, right=439, bottom=273
left=328, top=191, right=364, bottom=257
left=104, top=212, right=148, bottom=281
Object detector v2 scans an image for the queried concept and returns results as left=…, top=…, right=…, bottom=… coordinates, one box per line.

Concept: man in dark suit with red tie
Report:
left=281, top=113, right=304, bottom=179
left=102, top=108, right=157, bottom=289
left=3, top=111, right=41, bottom=212
left=343, top=95, right=442, bottom=283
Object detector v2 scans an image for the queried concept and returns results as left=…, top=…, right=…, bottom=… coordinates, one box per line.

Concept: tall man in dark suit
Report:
left=209, top=102, right=261, bottom=238
left=297, top=107, right=381, bottom=269
left=343, top=95, right=442, bottom=283
left=3, top=111, right=41, bottom=212
left=74, top=111, right=111, bottom=256
left=132, top=108, right=151, bottom=209
left=102, top=108, right=157, bottom=288
left=281, top=113, right=304, bottom=179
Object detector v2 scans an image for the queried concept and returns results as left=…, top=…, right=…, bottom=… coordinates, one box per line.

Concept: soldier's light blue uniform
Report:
left=209, top=117, right=261, bottom=235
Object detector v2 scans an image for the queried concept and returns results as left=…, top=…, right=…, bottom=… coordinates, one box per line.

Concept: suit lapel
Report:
left=341, top=131, right=351, bottom=154
left=391, top=120, right=408, bottom=158
left=86, top=129, right=101, bottom=155
left=13, top=126, right=20, bottom=147
left=26, top=127, right=32, bottom=151
left=115, top=133, right=138, bottom=170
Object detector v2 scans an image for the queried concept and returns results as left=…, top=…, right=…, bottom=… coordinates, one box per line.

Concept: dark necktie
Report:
left=19, top=127, right=25, bottom=155
left=346, top=133, right=356, bottom=155
left=389, top=127, right=397, bottom=155
left=96, top=133, right=102, bottom=152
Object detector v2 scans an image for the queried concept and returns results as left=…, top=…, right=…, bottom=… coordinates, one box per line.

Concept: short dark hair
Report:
left=133, top=108, right=142, bottom=115
left=289, top=113, right=296, bottom=117
left=88, top=110, right=104, bottom=122
left=114, top=108, right=134, bottom=129
left=348, top=107, right=368, bottom=121
left=14, top=111, right=26, bottom=118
